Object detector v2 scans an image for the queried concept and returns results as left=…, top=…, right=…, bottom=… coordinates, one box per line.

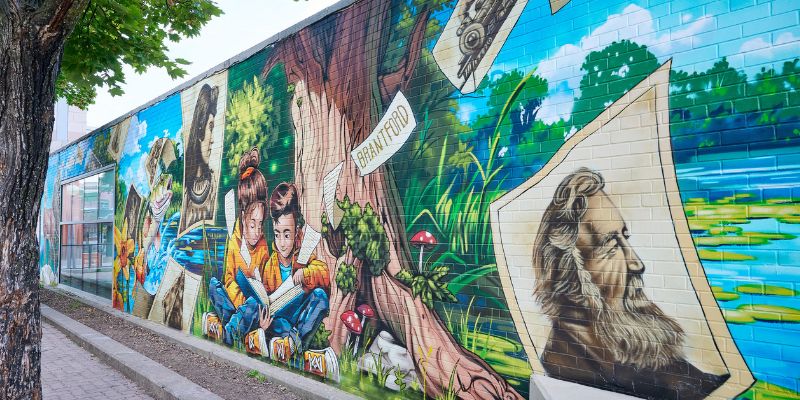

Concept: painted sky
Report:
left=118, top=93, right=183, bottom=198
left=454, top=0, right=799, bottom=125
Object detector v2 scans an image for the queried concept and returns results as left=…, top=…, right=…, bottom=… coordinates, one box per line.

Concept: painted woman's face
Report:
left=242, top=204, right=265, bottom=248
left=200, top=113, right=215, bottom=163
left=273, top=214, right=296, bottom=261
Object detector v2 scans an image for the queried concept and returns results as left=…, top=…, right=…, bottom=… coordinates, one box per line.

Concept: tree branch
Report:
left=378, top=7, right=430, bottom=105
left=37, top=0, right=89, bottom=49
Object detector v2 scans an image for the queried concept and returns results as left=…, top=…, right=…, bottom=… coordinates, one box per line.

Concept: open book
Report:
left=236, top=269, right=304, bottom=315
left=148, top=258, right=201, bottom=333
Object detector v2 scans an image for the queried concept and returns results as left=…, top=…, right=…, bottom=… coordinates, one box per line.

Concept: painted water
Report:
left=678, top=155, right=800, bottom=392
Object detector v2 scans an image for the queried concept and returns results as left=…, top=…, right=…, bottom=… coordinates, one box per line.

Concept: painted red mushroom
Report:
left=410, top=230, right=438, bottom=272
left=341, top=310, right=363, bottom=355
left=356, top=304, right=374, bottom=332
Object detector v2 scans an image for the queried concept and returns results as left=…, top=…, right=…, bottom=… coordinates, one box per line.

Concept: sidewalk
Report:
left=41, top=286, right=358, bottom=400
left=42, top=322, right=152, bottom=400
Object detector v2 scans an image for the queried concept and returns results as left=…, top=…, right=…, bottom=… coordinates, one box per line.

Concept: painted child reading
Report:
left=260, top=182, right=330, bottom=360
left=203, top=148, right=271, bottom=351
left=203, top=149, right=329, bottom=359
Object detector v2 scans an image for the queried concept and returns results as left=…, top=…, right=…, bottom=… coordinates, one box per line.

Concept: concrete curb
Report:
left=47, top=285, right=362, bottom=400
left=42, top=304, right=222, bottom=400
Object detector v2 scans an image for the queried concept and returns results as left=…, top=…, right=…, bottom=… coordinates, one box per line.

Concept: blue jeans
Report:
left=271, top=287, right=329, bottom=350
left=208, top=277, right=260, bottom=345
left=208, top=278, right=329, bottom=349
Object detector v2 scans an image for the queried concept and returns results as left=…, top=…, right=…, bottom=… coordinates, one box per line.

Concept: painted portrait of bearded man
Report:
left=532, top=167, right=729, bottom=400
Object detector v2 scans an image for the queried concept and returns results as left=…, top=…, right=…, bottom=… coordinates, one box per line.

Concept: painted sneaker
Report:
left=269, top=335, right=296, bottom=364
left=304, top=347, right=340, bottom=382
left=202, top=312, right=223, bottom=342
left=244, top=328, right=267, bottom=357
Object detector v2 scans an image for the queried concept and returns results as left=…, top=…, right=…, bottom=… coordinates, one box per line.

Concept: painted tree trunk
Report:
left=0, top=2, right=87, bottom=398
left=268, top=2, right=523, bottom=398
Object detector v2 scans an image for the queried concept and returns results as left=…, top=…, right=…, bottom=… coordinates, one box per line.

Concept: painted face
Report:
left=575, top=191, right=645, bottom=310
left=242, top=204, right=265, bottom=248
left=273, top=214, right=296, bottom=262
left=200, top=113, right=215, bottom=163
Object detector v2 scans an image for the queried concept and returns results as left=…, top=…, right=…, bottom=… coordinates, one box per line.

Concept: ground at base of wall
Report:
left=40, top=289, right=301, bottom=400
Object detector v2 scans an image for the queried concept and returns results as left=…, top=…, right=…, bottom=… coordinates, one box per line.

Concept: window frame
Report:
left=58, top=165, right=116, bottom=297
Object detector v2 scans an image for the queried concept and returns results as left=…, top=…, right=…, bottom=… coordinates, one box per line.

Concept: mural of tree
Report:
left=571, top=39, right=660, bottom=129
left=262, top=1, right=521, bottom=398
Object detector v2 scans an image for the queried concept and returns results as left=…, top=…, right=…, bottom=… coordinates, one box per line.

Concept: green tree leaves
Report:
left=333, top=197, right=390, bottom=276
left=335, top=262, right=357, bottom=295
left=223, top=76, right=277, bottom=186
left=396, top=265, right=457, bottom=309
left=58, top=0, right=222, bottom=108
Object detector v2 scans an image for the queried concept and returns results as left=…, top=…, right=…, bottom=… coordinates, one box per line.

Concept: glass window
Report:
left=99, top=223, right=113, bottom=245
left=82, top=223, right=97, bottom=246
left=83, top=175, right=98, bottom=221
left=61, top=184, right=73, bottom=222
left=98, top=171, right=115, bottom=221
left=70, top=181, right=84, bottom=223
left=59, top=169, right=115, bottom=299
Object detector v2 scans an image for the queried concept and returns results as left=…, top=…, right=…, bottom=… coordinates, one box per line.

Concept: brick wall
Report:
left=40, top=1, right=800, bottom=398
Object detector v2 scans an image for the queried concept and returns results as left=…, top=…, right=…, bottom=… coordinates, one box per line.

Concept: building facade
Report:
left=39, top=0, right=800, bottom=398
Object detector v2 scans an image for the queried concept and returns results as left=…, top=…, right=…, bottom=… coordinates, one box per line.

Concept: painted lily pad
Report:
left=708, top=226, right=743, bottom=235
left=695, top=236, right=769, bottom=246
left=735, top=284, right=798, bottom=297
left=722, top=309, right=755, bottom=324
left=779, top=216, right=800, bottom=224
left=697, top=249, right=756, bottom=261
left=737, top=304, right=800, bottom=323
left=743, top=231, right=797, bottom=240
left=711, top=286, right=740, bottom=301
left=685, top=199, right=800, bottom=232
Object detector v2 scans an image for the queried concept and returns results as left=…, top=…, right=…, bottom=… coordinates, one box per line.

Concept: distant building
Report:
left=50, top=98, right=94, bottom=152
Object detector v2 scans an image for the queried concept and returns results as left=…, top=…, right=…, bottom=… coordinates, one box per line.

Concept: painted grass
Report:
left=443, top=297, right=532, bottom=384
left=738, top=379, right=800, bottom=400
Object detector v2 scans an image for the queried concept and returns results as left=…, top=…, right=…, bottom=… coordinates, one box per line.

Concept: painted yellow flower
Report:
left=114, top=219, right=135, bottom=281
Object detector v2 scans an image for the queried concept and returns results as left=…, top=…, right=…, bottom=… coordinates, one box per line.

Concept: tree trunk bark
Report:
left=266, top=3, right=523, bottom=398
left=0, top=2, right=88, bottom=398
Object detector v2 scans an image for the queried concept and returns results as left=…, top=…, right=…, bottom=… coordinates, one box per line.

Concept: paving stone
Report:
left=41, top=322, right=152, bottom=400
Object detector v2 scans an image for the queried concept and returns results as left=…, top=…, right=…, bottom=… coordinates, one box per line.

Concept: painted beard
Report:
left=592, top=273, right=686, bottom=370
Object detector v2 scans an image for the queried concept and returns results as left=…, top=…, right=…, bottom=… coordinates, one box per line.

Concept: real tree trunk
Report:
left=0, top=2, right=88, bottom=398
left=266, top=3, right=522, bottom=399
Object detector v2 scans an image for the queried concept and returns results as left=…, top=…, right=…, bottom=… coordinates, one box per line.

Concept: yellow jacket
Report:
left=264, top=245, right=330, bottom=294
left=223, top=220, right=271, bottom=308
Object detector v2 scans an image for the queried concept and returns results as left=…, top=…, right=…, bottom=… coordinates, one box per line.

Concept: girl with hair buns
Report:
left=204, top=148, right=273, bottom=353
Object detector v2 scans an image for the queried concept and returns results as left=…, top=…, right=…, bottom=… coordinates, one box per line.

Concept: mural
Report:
left=491, top=62, right=750, bottom=399
left=39, top=0, right=800, bottom=399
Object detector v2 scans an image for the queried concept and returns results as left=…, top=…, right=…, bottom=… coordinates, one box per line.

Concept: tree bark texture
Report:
left=0, top=2, right=88, bottom=398
left=265, top=3, right=522, bottom=399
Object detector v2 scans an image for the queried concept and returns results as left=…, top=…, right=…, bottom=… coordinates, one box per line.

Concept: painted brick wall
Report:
left=39, top=0, right=800, bottom=398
